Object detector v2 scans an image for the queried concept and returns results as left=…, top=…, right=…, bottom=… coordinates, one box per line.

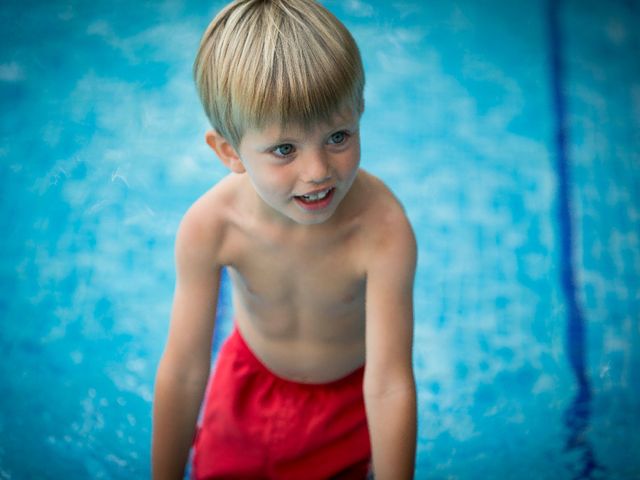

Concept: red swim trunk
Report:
left=192, top=326, right=371, bottom=479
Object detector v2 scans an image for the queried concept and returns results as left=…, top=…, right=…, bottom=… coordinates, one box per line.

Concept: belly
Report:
left=236, top=316, right=366, bottom=384
left=226, top=265, right=367, bottom=382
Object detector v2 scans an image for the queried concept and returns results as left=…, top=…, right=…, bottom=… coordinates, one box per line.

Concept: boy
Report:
left=152, top=0, right=417, bottom=478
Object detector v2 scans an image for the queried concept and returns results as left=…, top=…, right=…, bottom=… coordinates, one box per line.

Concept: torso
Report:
left=196, top=169, right=401, bottom=383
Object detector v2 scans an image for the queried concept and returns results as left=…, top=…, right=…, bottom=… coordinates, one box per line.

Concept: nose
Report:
left=301, top=149, right=332, bottom=185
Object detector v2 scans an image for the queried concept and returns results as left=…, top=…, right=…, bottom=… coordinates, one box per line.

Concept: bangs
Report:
left=194, top=0, right=365, bottom=147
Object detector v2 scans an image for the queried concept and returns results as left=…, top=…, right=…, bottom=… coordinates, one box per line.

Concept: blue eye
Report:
left=329, top=131, right=348, bottom=145
left=273, top=144, right=295, bottom=157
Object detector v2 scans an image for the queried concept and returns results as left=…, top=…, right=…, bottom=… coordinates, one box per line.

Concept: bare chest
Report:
left=223, top=224, right=367, bottom=342
left=233, top=247, right=363, bottom=307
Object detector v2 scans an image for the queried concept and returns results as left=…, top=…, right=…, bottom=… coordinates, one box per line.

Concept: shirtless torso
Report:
left=184, top=168, right=404, bottom=383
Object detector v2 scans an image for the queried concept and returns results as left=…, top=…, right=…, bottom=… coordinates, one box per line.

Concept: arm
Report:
left=364, top=212, right=417, bottom=480
left=152, top=210, right=222, bottom=480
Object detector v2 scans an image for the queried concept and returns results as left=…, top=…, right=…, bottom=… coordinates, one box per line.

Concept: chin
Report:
left=294, top=214, right=333, bottom=226
left=292, top=208, right=337, bottom=225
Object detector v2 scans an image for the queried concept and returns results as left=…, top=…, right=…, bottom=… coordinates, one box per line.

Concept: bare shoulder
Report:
left=356, top=170, right=417, bottom=265
left=175, top=174, right=240, bottom=267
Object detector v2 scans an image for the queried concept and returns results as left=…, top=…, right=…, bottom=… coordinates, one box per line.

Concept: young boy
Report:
left=152, top=0, right=417, bottom=478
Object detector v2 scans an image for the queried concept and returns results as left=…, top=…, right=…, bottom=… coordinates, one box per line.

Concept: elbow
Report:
left=155, top=351, right=210, bottom=392
left=363, top=371, right=416, bottom=403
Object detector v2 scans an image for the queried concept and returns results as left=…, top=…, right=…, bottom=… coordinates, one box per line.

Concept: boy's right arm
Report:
left=152, top=211, right=222, bottom=480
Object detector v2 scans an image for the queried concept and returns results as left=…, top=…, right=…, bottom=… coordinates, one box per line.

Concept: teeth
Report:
left=302, top=189, right=330, bottom=201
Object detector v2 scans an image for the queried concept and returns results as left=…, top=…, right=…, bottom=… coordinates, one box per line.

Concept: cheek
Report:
left=337, top=146, right=361, bottom=176
left=252, top=164, right=295, bottom=194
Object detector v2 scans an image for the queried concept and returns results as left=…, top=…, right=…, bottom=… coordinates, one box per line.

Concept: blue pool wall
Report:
left=1, top=0, right=639, bottom=478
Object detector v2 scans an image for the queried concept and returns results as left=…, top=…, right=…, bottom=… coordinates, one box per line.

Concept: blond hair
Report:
left=193, top=0, right=365, bottom=148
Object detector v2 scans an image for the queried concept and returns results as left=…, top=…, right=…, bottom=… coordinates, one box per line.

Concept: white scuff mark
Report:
left=87, top=20, right=111, bottom=37
left=391, top=2, right=423, bottom=19
left=344, top=0, right=374, bottom=17
left=605, top=18, right=627, bottom=45
left=0, top=62, right=25, bottom=82
left=58, top=5, right=75, bottom=21
left=111, top=166, right=130, bottom=187
left=106, top=454, right=128, bottom=468
left=88, top=200, right=108, bottom=215
left=531, top=374, right=554, bottom=394
left=70, top=350, right=84, bottom=365
left=33, top=164, right=70, bottom=195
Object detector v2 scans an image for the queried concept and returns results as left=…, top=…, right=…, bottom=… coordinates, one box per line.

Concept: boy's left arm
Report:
left=364, top=212, right=417, bottom=480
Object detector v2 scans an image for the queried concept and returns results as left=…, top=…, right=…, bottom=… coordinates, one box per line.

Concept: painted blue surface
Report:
left=1, top=0, right=639, bottom=478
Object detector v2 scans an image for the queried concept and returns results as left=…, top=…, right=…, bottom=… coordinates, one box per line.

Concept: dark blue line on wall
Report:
left=547, top=1, right=602, bottom=478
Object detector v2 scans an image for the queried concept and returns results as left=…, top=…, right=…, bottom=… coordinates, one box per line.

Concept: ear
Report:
left=205, top=130, right=246, bottom=174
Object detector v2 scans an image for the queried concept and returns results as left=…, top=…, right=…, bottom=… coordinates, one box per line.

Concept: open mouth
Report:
left=294, top=187, right=335, bottom=210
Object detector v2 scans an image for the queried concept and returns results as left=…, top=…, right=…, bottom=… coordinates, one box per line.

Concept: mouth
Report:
left=293, top=187, right=336, bottom=211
